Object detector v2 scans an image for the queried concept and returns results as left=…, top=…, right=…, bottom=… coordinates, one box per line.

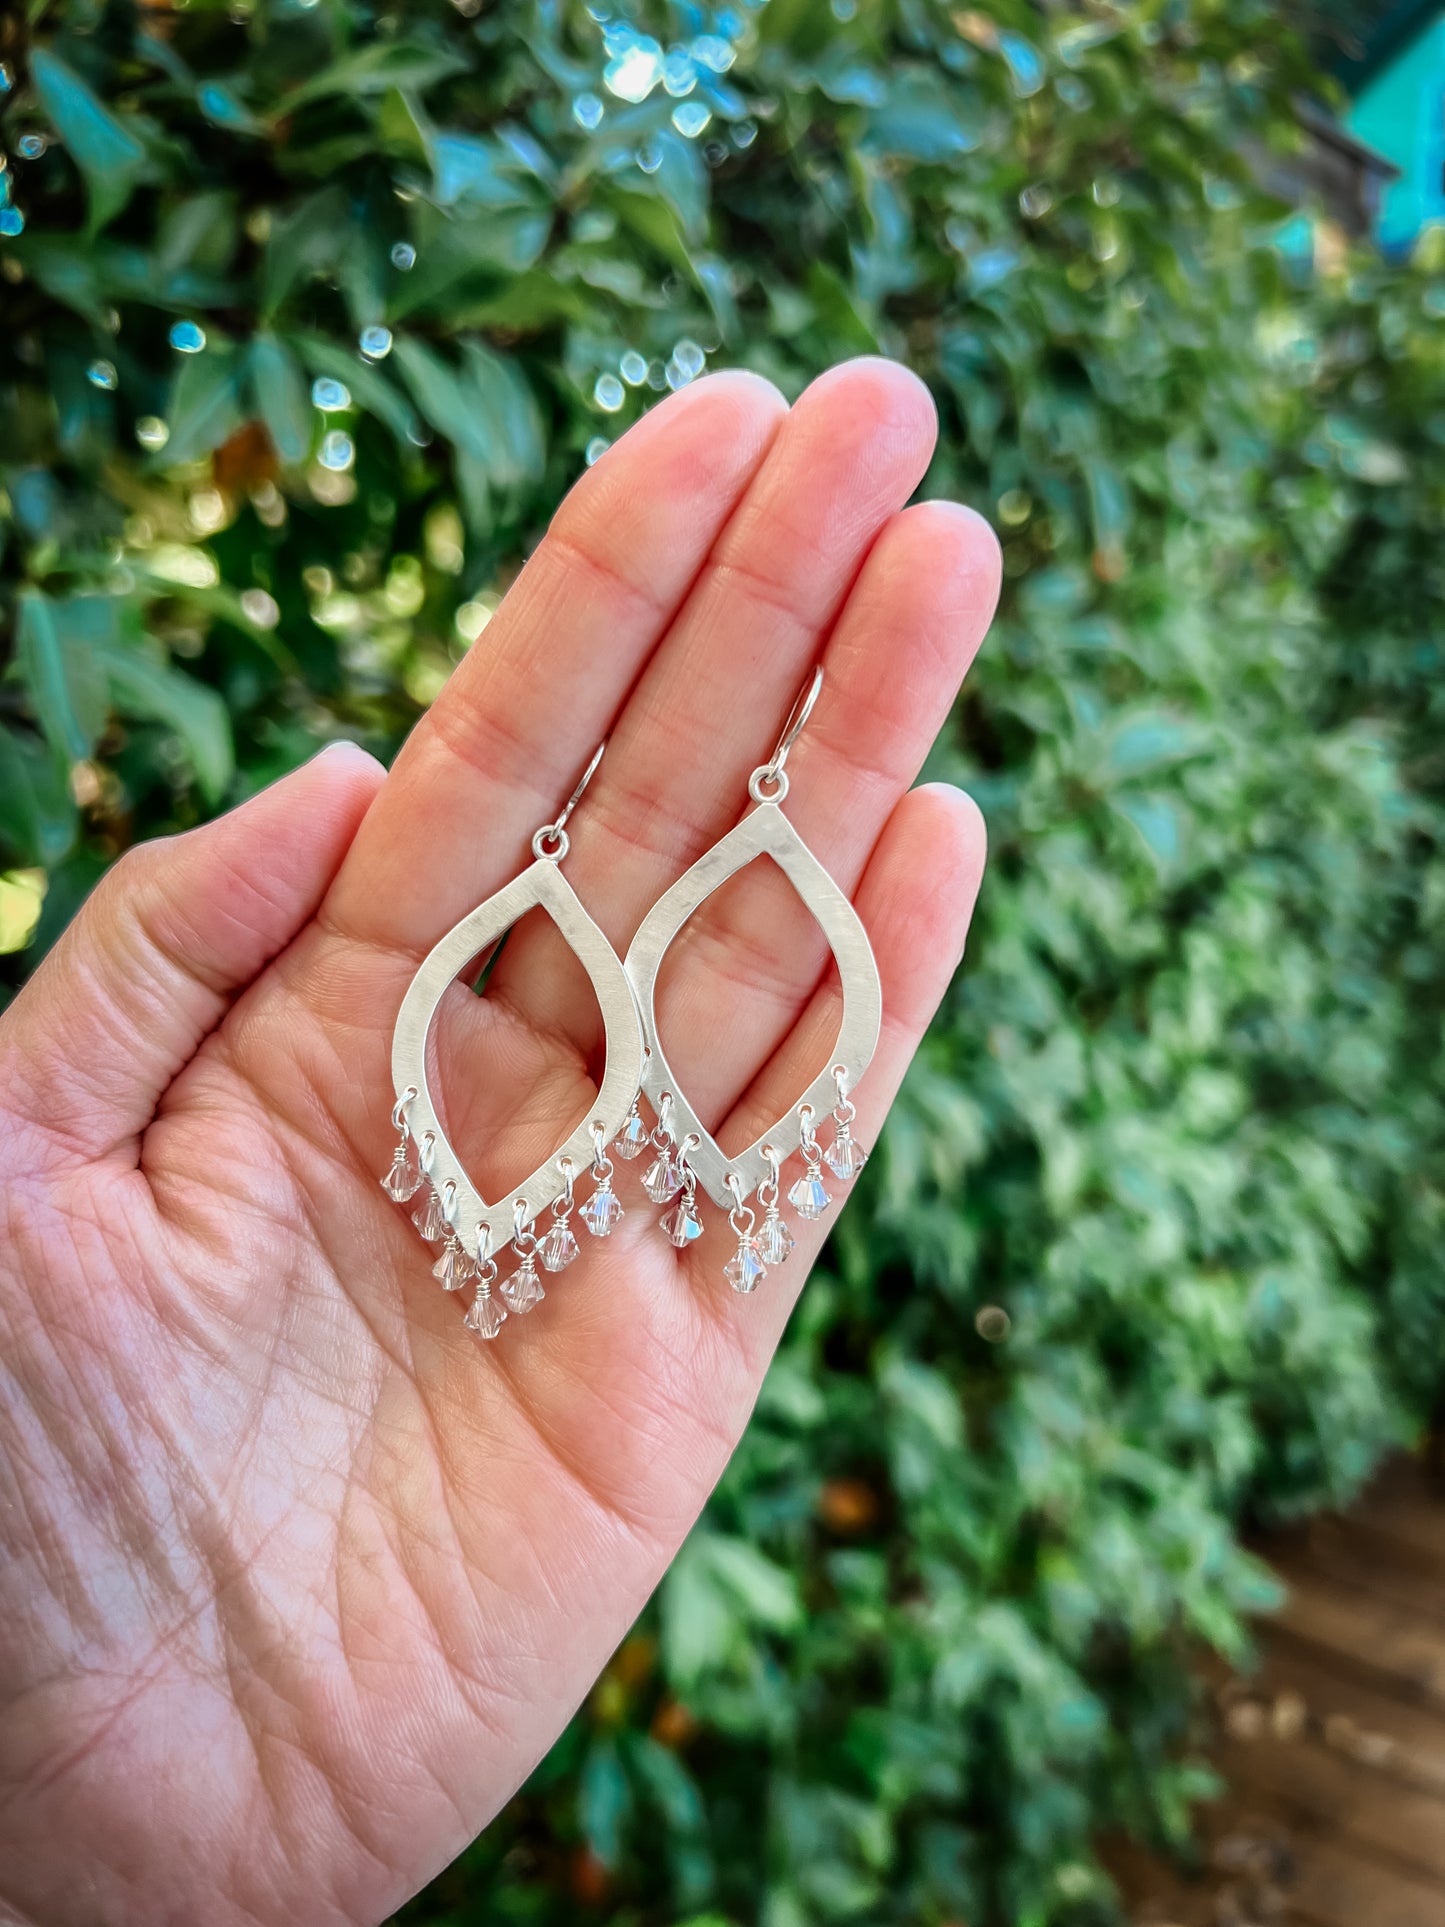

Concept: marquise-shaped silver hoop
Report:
left=623, top=799, right=882, bottom=1208
left=392, top=858, right=645, bottom=1261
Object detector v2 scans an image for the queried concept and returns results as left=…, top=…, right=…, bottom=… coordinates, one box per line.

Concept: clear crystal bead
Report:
left=540, top=1222, right=580, bottom=1272
left=660, top=1198, right=704, bottom=1247
left=824, top=1131, right=867, bottom=1182
left=788, top=1172, right=832, bottom=1221
left=643, top=1153, right=683, bottom=1203
left=464, top=1289, right=506, bottom=1340
left=724, top=1238, right=766, bottom=1294
left=412, top=1186, right=448, bottom=1240
left=501, top=1258, right=545, bottom=1313
left=756, top=1212, right=795, bottom=1266
left=381, top=1148, right=422, bottom=1202
left=431, top=1238, right=471, bottom=1291
left=612, top=1110, right=651, bottom=1160
left=580, top=1185, right=624, bottom=1236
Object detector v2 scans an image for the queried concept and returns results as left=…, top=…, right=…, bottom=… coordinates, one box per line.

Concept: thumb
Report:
left=0, top=743, right=384, bottom=1169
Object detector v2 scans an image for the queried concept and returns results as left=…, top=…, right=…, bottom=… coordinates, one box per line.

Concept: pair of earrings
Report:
left=380, top=667, right=882, bottom=1341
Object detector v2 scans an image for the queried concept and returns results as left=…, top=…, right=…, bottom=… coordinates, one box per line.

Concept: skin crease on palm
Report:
left=0, top=357, right=1001, bottom=1927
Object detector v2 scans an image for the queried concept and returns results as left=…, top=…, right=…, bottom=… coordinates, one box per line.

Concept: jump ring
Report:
left=748, top=766, right=789, bottom=805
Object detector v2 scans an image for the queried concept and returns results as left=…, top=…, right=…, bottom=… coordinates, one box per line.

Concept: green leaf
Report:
left=249, top=335, right=312, bottom=467
left=579, top=1741, right=630, bottom=1868
left=662, top=1533, right=803, bottom=1685
left=862, top=69, right=983, bottom=162
left=16, top=592, right=107, bottom=765
left=1083, top=457, right=1131, bottom=554
left=805, top=262, right=881, bottom=354
left=623, top=1736, right=706, bottom=1837
left=160, top=345, right=245, bottom=468
left=0, top=724, right=79, bottom=867
left=660, top=1539, right=737, bottom=1685
left=197, top=81, right=262, bottom=135
left=278, top=39, right=468, bottom=115
left=1102, top=713, right=1214, bottom=783
left=608, top=187, right=693, bottom=274
left=261, top=188, right=349, bottom=321
left=386, top=207, right=552, bottom=320
left=157, top=191, right=239, bottom=276
left=1113, top=792, right=1184, bottom=872
left=630, top=130, right=709, bottom=245
left=31, top=49, right=147, bottom=232
left=98, top=646, right=234, bottom=803
left=391, top=338, right=544, bottom=527
left=376, top=86, right=430, bottom=164
left=9, top=233, right=108, bottom=324
left=457, top=341, right=546, bottom=488
left=296, top=336, right=421, bottom=445
left=389, top=339, right=473, bottom=448
left=427, top=133, right=537, bottom=209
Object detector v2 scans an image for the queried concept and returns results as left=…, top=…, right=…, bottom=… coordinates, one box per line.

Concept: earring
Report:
left=622, top=667, right=882, bottom=1292
left=383, top=743, right=645, bottom=1339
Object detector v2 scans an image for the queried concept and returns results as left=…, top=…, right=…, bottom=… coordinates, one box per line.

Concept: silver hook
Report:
left=749, top=667, right=823, bottom=804
left=767, top=666, right=823, bottom=778
left=532, top=739, right=607, bottom=862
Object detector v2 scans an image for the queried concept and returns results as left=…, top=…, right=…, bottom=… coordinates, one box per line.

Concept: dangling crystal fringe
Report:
left=661, top=1196, right=704, bottom=1247
left=725, top=1237, right=766, bottom=1293
left=432, top=1235, right=472, bottom=1291
left=788, top=1168, right=832, bottom=1221
left=643, top=1152, right=683, bottom=1203
left=413, top=1185, right=449, bottom=1240
left=580, top=1181, right=623, bottom=1236
left=825, top=1128, right=866, bottom=1182
left=612, top=1105, right=650, bottom=1161
left=757, top=1209, right=795, bottom=1266
left=465, top=1287, right=506, bottom=1340
left=381, top=1143, right=422, bottom=1203
left=540, top=1221, right=580, bottom=1272
left=501, top=1257, right=545, bottom=1313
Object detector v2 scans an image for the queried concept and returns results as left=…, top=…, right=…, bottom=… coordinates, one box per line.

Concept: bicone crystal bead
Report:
left=756, top=1212, right=795, bottom=1266
left=381, top=1148, right=422, bottom=1202
left=724, top=1238, right=766, bottom=1294
left=824, top=1131, right=867, bottom=1182
left=580, top=1184, right=624, bottom=1236
left=412, top=1185, right=449, bottom=1240
left=660, top=1198, right=704, bottom=1247
left=501, top=1258, right=545, bottom=1313
left=540, top=1222, right=580, bottom=1272
left=432, top=1238, right=472, bottom=1291
left=612, top=1111, right=651, bottom=1161
left=788, top=1172, right=832, bottom=1221
left=464, top=1289, right=506, bottom=1340
left=642, top=1153, right=683, bottom=1203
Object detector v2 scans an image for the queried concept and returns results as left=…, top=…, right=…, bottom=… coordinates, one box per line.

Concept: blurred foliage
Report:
left=2, top=0, right=1444, bottom=1921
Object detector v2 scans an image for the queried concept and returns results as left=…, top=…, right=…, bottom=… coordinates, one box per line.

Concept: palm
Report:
left=0, top=360, right=998, bottom=1926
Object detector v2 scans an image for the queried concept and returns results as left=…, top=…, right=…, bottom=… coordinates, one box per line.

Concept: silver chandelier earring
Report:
left=381, top=744, right=644, bottom=1341
left=621, top=667, right=882, bottom=1293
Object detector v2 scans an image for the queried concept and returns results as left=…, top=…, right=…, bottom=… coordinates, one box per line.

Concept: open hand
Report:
left=0, top=358, right=999, bottom=1925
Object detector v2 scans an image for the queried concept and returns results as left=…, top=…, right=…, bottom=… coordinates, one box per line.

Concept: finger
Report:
left=645, top=498, right=1000, bottom=1143
left=488, top=355, right=940, bottom=1023
left=322, top=370, right=787, bottom=956
left=0, top=745, right=385, bottom=1169
left=688, top=782, right=988, bottom=1350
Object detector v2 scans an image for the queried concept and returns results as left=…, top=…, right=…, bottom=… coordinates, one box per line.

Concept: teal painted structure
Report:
left=1345, top=8, right=1445, bottom=250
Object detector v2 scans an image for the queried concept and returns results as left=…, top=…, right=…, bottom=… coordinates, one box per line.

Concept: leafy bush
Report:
left=2, top=0, right=1442, bottom=1921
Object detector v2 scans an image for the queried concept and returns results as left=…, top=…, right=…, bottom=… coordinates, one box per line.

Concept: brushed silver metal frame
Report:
left=624, top=798, right=882, bottom=1207
left=392, top=857, right=644, bottom=1261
